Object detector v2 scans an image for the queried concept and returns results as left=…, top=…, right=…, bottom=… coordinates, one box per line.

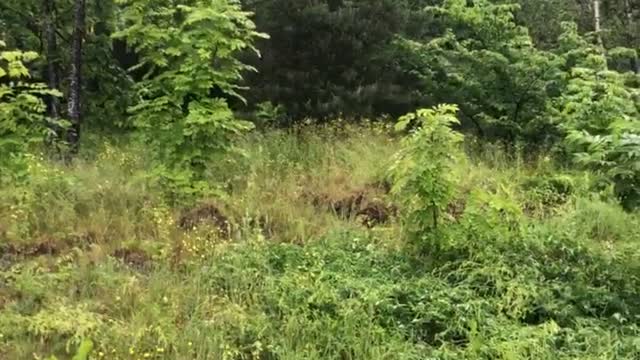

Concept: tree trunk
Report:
left=44, top=0, right=60, bottom=122
left=67, top=0, right=86, bottom=154
left=593, top=0, right=604, bottom=48
left=624, top=0, right=640, bottom=73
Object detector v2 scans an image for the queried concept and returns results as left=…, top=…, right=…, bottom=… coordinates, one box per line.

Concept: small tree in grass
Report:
left=389, top=104, right=464, bottom=241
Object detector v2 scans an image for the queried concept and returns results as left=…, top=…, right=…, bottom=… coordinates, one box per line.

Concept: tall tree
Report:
left=43, top=0, right=60, bottom=122
left=396, top=0, right=562, bottom=143
left=67, top=0, right=86, bottom=154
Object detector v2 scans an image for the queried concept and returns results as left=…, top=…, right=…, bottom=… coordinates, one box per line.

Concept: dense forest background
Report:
left=2, top=0, right=640, bottom=195
left=2, top=0, right=639, bottom=126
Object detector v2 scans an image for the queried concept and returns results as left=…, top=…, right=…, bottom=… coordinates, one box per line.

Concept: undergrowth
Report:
left=1, top=124, right=639, bottom=359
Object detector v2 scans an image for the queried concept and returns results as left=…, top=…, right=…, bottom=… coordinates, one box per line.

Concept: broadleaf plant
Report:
left=552, top=23, right=640, bottom=209
left=113, top=0, right=267, bottom=199
left=389, top=104, right=464, bottom=241
left=0, top=41, right=62, bottom=182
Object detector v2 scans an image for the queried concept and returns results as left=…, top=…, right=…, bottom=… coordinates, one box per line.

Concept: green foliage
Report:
left=0, top=42, right=61, bottom=179
left=1, top=126, right=640, bottom=359
left=243, top=0, right=430, bottom=120
left=567, top=197, right=640, bottom=243
left=514, top=0, right=581, bottom=49
left=463, top=186, right=524, bottom=236
left=567, top=130, right=640, bottom=209
left=28, top=305, right=101, bottom=350
left=252, top=101, right=287, bottom=128
left=390, top=105, right=463, bottom=238
left=3, top=0, right=640, bottom=358
left=113, top=0, right=265, bottom=194
left=553, top=30, right=639, bottom=135
left=71, top=339, right=94, bottom=360
left=522, top=173, right=575, bottom=210
left=552, top=23, right=640, bottom=209
left=396, top=0, right=562, bottom=143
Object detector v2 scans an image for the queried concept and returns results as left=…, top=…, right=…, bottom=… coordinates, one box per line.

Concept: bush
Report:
left=389, top=105, right=464, bottom=240
left=522, top=174, right=576, bottom=214
left=0, top=42, right=61, bottom=182
left=113, top=0, right=266, bottom=199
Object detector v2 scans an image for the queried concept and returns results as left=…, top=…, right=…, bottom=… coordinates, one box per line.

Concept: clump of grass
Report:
left=212, top=123, right=397, bottom=242
left=564, top=197, right=640, bottom=244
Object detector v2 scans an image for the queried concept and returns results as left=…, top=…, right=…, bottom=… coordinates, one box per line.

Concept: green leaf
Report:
left=72, top=339, right=94, bottom=360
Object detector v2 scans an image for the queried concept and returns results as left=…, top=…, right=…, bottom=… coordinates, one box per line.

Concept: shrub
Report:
left=0, top=41, right=61, bottom=182
left=522, top=173, right=575, bottom=212
left=113, top=0, right=266, bottom=199
left=389, top=105, right=464, bottom=240
left=552, top=23, right=640, bottom=210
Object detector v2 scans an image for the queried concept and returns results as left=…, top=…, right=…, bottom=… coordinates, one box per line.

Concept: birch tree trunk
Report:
left=593, top=0, right=604, bottom=48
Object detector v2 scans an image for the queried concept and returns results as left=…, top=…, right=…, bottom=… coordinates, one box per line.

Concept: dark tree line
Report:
left=1, top=0, right=640, bottom=141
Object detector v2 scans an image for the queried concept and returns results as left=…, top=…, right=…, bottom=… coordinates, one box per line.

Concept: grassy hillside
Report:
left=1, top=124, right=640, bottom=359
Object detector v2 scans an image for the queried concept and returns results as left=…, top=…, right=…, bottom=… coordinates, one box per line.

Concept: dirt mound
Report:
left=178, top=203, right=231, bottom=237
left=113, top=247, right=151, bottom=269
left=305, top=187, right=397, bottom=227
left=247, top=214, right=287, bottom=239
left=356, top=200, right=398, bottom=228
left=332, top=192, right=367, bottom=216
left=66, top=231, right=98, bottom=245
left=0, top=241, right=60, bottom=275
left=1, top=239, right=61, bottom=257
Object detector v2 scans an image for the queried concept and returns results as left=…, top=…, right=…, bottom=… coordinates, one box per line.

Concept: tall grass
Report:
left=1, top=124, right=639, bottom=359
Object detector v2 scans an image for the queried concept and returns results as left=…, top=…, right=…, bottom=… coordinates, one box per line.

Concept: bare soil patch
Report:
left=178, top=203, right=231, bottom=237
left=304, top=185, right=397, bottom=227
left=113, top=247, right=151, bottom=269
